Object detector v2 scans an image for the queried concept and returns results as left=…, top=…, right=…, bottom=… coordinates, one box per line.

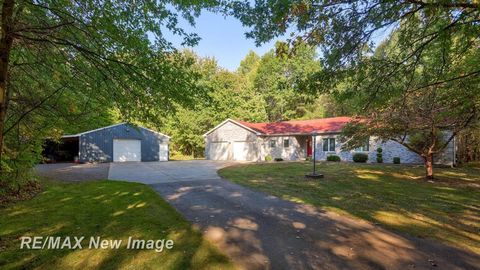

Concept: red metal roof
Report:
left=236, top=117, right=353, bottom=135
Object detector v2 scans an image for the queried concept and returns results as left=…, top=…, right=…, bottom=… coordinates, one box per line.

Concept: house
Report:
left=203, top=117, right=456, bottom=165
left=43, top=123, right=170, bottom=163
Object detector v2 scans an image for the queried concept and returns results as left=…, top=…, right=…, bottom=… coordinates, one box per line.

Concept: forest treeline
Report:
left=161, top=44, right=351, bottom=158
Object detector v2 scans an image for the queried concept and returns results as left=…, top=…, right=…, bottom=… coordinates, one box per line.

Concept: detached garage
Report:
left=43, top=123, right=170, bottom=163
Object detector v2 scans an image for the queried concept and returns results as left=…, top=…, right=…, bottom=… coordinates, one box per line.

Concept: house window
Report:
left=283, top=139, right=290, bottom=148
left=323, top=138, right=335, bottom=152
left=355, top=139, right=370, bottom=152
left=269, top=140, right=276, bottom=148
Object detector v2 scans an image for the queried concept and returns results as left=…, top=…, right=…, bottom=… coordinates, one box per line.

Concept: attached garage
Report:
left=233, top=141, right=256, bottom=161
left=44, top=123, right=170, bottom=163
left=209, top=142, right=230, bottom=160
left=204, top=119, right=261, bottom=161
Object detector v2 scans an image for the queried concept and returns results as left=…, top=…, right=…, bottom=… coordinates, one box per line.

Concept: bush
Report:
left=265, top=155, right=272, bottom=162
left=353, top=153, right=368, bottom=163
left=393, top=157, right=401, bottom=164
left=274, top=157, right=283, bottom=162
left=326, top=155, right=341, bottom=162
left=376, top=147, right=383, bottom=163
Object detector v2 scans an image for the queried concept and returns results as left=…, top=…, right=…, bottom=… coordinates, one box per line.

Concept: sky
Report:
left=163, top=11, right=281, bottom=71
left=162, top=10, right=393, bottom=71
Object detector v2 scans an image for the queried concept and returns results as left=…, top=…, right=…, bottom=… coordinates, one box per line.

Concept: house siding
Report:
left=79, top=123, right=169, bottom=162
left=205, top=121, right=260, bottom=161
left=259, top=135, right=306, bottom=161
left=205, top=119, right=455, bottom=165
left=313, top=134, right=454, bottom=164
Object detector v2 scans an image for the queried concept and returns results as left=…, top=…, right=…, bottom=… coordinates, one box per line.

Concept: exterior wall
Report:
left=205, top=121, right=260, bottom=161
left=205, top=119, right=455, bottom=165
left=433, top=131, right=456, bottom=166
left=312, top=134, right=423, bottom=163
left=259, top=135, right=306, bottom=161
left=79, top=123, right=169, bottom=162
left=312, top=134, right=454, bottom=165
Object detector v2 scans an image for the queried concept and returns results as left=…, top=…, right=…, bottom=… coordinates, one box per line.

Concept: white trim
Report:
left=63, top=122, right=127, bottom=137
left=260, top=131, right=341, bottom=137
left=203, top=119, right=263, bottom=137
left=61, top=122, right=170, bottom=139
left=61, top=134, right=80, bottom=138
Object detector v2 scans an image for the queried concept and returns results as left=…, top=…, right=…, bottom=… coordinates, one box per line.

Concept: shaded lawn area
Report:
left=219, top=162, right=480, bottom=254
left=0, top=180, right=234, bottom=270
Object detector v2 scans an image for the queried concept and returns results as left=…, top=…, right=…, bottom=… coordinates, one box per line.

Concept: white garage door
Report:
left=113, top=139, right=141, bottom=162
left=209, top=142, right=229, bottom=160
left=159, top=143, right=169, bottom=161
left=233, top=141, right=254, bottom=161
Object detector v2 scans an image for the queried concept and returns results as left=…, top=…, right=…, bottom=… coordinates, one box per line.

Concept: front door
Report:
left=306, top=137, right=312, bottom=157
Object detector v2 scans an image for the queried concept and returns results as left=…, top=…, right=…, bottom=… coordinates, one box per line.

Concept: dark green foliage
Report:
left=393, top=157, right=401, bottom=164
left=326, top=155, right=341, bottom=162
left=376, top=147, right=383, bottom=163
left=228, top=0, right=480, bottom=179
left=353, top=153, right=368, bottom=163
left=274, top=157, right=284, bottom=162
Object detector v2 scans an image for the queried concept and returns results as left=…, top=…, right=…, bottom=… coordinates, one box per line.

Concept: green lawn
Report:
left=0, top=180, right=235, bottom=270
left=219, top=162, right=480, bottom=254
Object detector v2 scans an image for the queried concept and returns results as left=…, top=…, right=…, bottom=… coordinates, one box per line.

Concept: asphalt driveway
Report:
left=152, top=178, right=479, bottom=270
left=37, top=161, right=480, bottom=269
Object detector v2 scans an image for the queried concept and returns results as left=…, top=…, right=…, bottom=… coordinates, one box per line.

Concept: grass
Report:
left=0, top=180, right=235, bottom=270
left=219, top=162, right=480, bottom=254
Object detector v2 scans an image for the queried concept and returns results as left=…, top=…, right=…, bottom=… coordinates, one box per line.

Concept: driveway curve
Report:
left=110, top=160, right=479, bottom=269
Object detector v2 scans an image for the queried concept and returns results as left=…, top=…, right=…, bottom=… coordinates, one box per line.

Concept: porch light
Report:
left=305, top=131, right=324, bottom=179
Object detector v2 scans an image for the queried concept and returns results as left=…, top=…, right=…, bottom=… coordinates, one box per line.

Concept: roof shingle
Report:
left=236, top=117, right=352, bottom=135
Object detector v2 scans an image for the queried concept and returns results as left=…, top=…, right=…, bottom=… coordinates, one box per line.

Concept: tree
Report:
left=0, top=0, right=213, bottom=185
left=163, top=52, right=267, bottom=158
left=228, top=0, right=480, bottom=178
left=253, top=42, right=320, bottom=121
left=340, top=27, right=479, bottom=179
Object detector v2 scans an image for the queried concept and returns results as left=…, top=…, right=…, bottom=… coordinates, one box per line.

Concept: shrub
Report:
left=326, top=155, right=341, bottom=162
left=393, top=157, right=401, bottom=164
left=376, top=147, right=383, bottom=163
left=305, top=156, right=313, bottom=161
left=274, top=157, right=283, bottom=162
left=353, top=153, right=368, bottom=163
left=265, top=155, right=272, bottom=162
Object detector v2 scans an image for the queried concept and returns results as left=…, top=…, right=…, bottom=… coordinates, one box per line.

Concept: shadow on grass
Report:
left=218, top=162, right=480, bottom=254
left=0, top=180, right=233, bottom=270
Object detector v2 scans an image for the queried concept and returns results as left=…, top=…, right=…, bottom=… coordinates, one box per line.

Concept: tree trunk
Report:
left=0, top=0, right=15, bottom=171
left=423, top=154, right=434, bottom=179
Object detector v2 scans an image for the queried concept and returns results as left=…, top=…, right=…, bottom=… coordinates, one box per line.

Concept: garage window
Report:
left=283, top=139, right=290, bottom=148
left=269, top=140, right=276, bottom=148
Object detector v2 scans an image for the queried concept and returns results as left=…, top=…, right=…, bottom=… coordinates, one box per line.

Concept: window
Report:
left=355, top=139, right=370, bottom=152
left=283, top=139, right=290, bottom=148
left=269, top=140, right=276, bottom=148
left=323, top=138, right=335, bottom=152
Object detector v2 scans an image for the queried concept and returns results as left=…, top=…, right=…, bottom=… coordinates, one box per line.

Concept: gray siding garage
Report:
left=65, top=123, right=169, bottom=163
left=204, top=120, right=261, bottom=161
